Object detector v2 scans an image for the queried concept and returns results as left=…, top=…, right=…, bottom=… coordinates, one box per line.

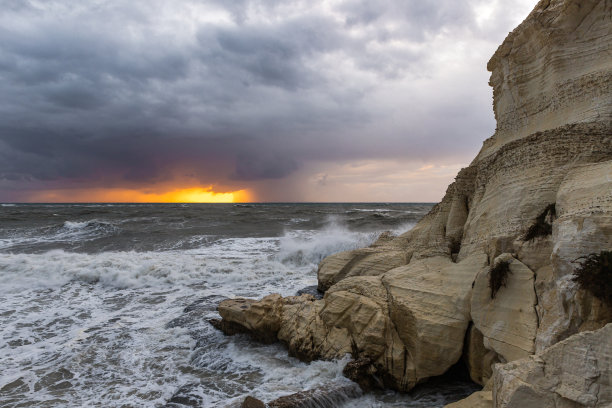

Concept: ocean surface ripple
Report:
left=0, top=203, right=477, bottom=407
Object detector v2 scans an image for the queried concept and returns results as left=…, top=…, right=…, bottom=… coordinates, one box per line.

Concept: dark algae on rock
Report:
left=573, top=251, right=612, bottom=307
left=522, top=203, right=556, bottom=241
left=488, top=260, right=512, bottom=299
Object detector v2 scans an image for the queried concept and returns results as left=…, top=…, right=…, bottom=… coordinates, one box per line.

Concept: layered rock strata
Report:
left=213, top=0, right=612, bottom=401
left=493, top=324, right=612, bottom=408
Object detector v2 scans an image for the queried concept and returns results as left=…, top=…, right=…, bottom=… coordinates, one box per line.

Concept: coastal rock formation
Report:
left=471, top=254, right=538, bottom=363
left=445, top=390, right=493, bottom=408
left=237, top=384, right=362, bottom=408
left=493, top=324, right=612, bottom=408
left=536, top=160, right=612, bottom=352
left=213, top=0, right=612, bottom=401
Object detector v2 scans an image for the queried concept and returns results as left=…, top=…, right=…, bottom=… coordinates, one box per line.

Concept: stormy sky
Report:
left=0, top=0, right=535, bottom=202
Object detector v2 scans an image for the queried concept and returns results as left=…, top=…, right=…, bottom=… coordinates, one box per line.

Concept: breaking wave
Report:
left=1, top=203, right=478, bottom=408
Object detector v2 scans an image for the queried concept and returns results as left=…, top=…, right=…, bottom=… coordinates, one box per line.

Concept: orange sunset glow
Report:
left=27, top=187, right=252, bottom=203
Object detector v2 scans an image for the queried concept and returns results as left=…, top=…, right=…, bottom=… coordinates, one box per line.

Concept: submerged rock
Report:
left=166, top=383, right=204, bottom=407
left=295, top=285, right=323, bottom=299
left=240, top=396, right=265, bottom=408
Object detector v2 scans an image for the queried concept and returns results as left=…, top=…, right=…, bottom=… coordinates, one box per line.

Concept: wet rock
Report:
left=166, top=383, right=203, bottom=407
left=267, top=384, right=361, bottom=408
left=295, top=285, right=323, bottom=299
left=215, top=294, right=316, bottom=345
left=0, top=378, right=28, bottom=395
left=208, top=318, right=252, bottom=337
left=241, top=396, right=265, bottom=408
left=33, top=368, right=74, bottom=392
left=342, top=358, right=384, bottom=391
left=184, top=295, right=228, bottom=313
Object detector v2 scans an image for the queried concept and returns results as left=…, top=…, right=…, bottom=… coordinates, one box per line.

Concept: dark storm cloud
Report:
left=340, top=0, right=475, bottom=35
left=0, top=0, right=535, bottom=199
left=196, top=14, right=341, bottom=90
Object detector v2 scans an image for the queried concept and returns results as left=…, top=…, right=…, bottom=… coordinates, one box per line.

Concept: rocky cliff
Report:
left=213, top=0, right=612, bottom=405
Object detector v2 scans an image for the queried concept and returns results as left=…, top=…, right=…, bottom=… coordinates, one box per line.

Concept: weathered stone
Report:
left=536, top=160, right=612, bottom=352
left=482, top=0, right=611, bottom=157
left=213, top=0, right=612, bottom=395
left=217, top=295, right=283, bottom=343
left=464, top=325, right=500, bottom=386
left=382, top=253, right=488, bottom=384
left=471, top=254, right=538, bottom=363
left=444, top=390, right=493, bottom=408
left=217, top=294, right=315, bottom=344
left=342, top=358, right=384, bottom=392
left=317, top=247, right=408, bottom=292
left=494, top=324, right=612, bottom=408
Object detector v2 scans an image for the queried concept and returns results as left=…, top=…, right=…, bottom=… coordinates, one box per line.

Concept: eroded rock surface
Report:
left=445, top=390, right=493, bottom=408
left=213, top=0, right=612, bottom=397
left=493, top=324, right=612, bottom=408
left=471, top=254, right=538, bottom=363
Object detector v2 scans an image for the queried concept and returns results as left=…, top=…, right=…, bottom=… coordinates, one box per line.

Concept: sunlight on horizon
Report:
left=25, top=187, right=252, bottom=203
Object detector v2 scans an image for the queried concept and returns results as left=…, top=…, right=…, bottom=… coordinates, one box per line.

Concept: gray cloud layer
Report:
left=0, top=0, right=535, bottom=200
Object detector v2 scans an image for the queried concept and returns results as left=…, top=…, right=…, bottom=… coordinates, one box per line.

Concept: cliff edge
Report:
left=213, top=0, right=612, bottom=405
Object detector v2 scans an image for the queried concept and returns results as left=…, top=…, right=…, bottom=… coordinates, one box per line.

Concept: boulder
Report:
left=317, top=247, right=407, bottom=292
left=381, top=253, right=488, bottom=384
left=471, top=254, right=538, bottom=363
left=493, top=323, right=612, bottom=408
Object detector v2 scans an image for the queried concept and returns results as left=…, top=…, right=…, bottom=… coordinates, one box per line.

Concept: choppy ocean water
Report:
left=0, top=203, right=478, bottom=407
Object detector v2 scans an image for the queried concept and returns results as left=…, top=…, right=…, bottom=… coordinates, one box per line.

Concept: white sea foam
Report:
left=0, top=212, right=474, bottom=407
left=278, top=223, right=380, bottom=266
left=0, top=220, right=120, bottom=252
left=0, top=226, right=381, bottom=404
left=350, top=208, right=396, bottom=212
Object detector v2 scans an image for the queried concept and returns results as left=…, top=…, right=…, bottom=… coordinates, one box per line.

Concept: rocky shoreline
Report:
left=212, top=0, right=612, bottom=407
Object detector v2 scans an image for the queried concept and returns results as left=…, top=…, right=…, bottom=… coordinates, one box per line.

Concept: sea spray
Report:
left=0, top=203, right=489, bottom=408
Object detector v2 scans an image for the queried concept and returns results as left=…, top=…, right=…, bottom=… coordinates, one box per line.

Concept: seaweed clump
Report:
left=572, top=251, right=612, bottom=307
left=523, top=203, right=556, bottom=241
left=489, top=260, right=512, bottom=299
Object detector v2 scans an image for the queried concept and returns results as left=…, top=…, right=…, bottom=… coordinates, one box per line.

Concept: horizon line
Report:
left=1, top=201, right=438, bottom=205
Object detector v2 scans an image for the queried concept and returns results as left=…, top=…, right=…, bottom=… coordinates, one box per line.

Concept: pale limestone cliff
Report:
left=471, top=253, right=538, bottom=363
left=493, top=324, right=612, bottom=408
left=482, top=0, right=612, bottom=158
left=214, top=0, right=612, bottom=401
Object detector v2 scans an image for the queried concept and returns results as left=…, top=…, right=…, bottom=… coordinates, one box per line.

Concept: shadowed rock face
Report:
left=213, top=0, right=612, bottom=398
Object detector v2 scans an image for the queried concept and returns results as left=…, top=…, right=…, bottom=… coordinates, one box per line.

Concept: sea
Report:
left=0, top=203, right=479, bottom=407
